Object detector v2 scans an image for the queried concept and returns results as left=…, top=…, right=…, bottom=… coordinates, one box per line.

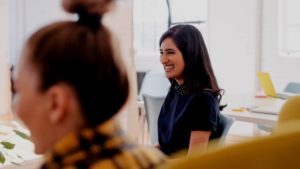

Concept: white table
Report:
left=222, top=93, right=285, bottom=126
left=223, top=109, right=278, bottom=126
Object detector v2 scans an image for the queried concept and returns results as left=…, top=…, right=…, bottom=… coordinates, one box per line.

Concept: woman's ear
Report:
left=46, top=84, right=70, bottom=124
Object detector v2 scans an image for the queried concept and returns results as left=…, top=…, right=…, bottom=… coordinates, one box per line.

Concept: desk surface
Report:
left=223, top=109, right=278, bottom=126
left=222, top=93, right=285, bottom=126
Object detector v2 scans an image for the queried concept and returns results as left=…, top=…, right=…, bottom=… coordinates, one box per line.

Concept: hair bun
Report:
left=62, top=0, right=115, bottom=16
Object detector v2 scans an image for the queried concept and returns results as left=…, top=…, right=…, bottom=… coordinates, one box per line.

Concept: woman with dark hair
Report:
left=158, top=24, right=225, bottom=156
left=13, top=0, right=166, bottom=168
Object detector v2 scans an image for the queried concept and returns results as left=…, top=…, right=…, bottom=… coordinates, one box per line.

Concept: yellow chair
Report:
left=274, top=95, right=300, bottom=132
left=160, top=96, right=300, bottom=169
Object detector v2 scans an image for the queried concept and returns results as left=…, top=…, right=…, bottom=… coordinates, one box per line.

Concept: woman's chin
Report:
left=165, top=72, right=173, bottom=79
left=33, top=139, right=48, bottom=154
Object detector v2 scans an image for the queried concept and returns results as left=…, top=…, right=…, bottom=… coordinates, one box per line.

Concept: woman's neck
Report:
left=175, top=79, right=184, bottom=85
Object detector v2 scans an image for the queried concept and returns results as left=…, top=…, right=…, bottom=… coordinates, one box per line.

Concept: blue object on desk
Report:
left=284, top=82, right=300, bottom=94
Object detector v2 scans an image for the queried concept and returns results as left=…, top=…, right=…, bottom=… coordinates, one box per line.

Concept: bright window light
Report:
left=133, top=0, right=208, bottom=58
left=279, top=0, right=300, bottom=57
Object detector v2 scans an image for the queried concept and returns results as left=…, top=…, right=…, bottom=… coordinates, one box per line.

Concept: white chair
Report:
left=142, top=94, right=166, bottom=145
left=138, top=71, right=170, bottom=101
left=138, top=71, right=170, bottom=144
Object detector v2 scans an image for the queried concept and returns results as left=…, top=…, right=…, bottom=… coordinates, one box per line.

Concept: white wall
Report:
left=0, top=0, right=12, bottom=116
left=204, top=0, right=300, bottom=95
left=208, top=0, right=259, bottom=95
left=262, top=0, right=300, bottom=91
left=9, top=0, right=71, bottom=65
left=0, top=0, right=8, bottom=56
left=135, top=56, right=164, bottom=72
left=104, top=1, right=140, bottom=142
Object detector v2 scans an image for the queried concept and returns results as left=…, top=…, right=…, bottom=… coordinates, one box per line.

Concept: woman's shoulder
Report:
left=190, top=90, right=218, bottom=105
left=193, top=90, right=216, bottom=99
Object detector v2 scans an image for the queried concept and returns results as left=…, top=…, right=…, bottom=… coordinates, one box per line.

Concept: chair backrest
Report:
left=138, top=71, right=170, bottom=101
left=283, top=82, right=300, bottom=93
left=274, top=95, right=300, bottom=131
left=216, top=114, right=234, bottom=145
left=142, top=94, right=166, bottom=145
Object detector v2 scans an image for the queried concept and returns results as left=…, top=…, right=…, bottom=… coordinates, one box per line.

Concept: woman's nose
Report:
left=160, top=54, right=168, bottom=64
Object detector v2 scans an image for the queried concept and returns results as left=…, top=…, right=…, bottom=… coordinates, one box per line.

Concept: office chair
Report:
left=217, top=114, right=235, bottom=145
left=142, top=94, right=166, bottom=145
left=137, top=70, right=169, bottom=144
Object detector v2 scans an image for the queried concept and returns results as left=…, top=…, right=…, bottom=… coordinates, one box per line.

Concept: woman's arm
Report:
left=188, top=131, right=211, bottom=155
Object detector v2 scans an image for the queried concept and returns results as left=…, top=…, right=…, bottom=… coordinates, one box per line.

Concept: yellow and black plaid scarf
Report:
left=41, top=120, right=166, bottom=169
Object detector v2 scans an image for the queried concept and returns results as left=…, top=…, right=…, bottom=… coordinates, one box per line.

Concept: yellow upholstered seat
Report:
left=160, top=96, right=300, bottom=169
left=274, top=95, right=300, bottom=132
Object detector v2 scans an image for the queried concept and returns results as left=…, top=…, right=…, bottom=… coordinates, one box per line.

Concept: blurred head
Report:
left=14, top=0, right=129, bottom=154
left=62, top=0, right=115, bottom=14
left=159, top=24, right=221, bottom=94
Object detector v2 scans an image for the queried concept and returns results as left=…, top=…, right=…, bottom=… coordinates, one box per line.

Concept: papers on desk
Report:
left=276, top=92, right=297, bottom=100
left=248, top=101, right=285, bottom=115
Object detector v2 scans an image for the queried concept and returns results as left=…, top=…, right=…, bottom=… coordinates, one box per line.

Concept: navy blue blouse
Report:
left=158, top=87, right=220, bottom=155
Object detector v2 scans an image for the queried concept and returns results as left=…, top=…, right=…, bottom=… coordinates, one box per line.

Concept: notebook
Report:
left=257, top=72, right=295, bottom=100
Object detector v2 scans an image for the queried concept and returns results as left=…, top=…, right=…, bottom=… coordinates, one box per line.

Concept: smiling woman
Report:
left=158, top=25, right=225, bottom=156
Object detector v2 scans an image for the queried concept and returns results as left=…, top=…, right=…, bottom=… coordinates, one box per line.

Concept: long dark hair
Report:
left=24, top=0, right=129, bottom=126
left=159, top=25, right=225, bottom=108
